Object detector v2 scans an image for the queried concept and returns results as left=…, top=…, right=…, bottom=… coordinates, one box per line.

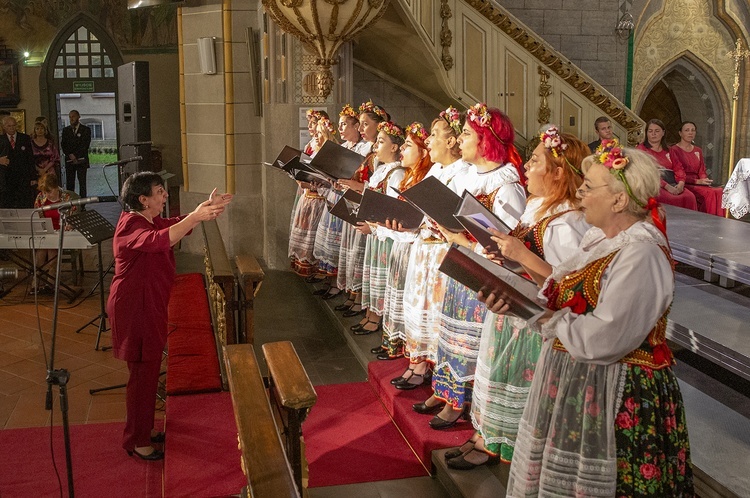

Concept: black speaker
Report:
left=117, top=61, right=151, bottom=182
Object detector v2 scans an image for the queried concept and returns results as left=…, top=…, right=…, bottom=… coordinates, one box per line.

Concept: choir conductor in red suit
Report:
left=108, top=172, right=232, bottom=460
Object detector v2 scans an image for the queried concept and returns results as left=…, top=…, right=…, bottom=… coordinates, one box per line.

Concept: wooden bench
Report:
left=224, top=342, right=317, bottom=497
left=664, top=204, right=750, bottom=286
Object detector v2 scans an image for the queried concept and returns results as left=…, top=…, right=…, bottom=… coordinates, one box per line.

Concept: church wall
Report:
left=499, top=0, right=629, bottom=101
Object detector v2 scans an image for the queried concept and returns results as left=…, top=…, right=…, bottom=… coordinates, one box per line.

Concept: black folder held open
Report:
left=395, top=176, right=465, bottom=233
left=454, top=191, right=514, bottom=252
left=308, top=141, right=367, bottom=181
left=356, top=188, right=424, bottom=229
left=329, top=190, right=363, bottom=225
left=438, top=243, right=544, bottom=320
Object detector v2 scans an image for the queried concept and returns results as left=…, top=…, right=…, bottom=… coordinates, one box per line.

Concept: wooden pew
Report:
left=224, top=344, right=300, bottom=498
left=236, top=254, right=265, bottom=345
left=262, top=341, right=317, bottom=492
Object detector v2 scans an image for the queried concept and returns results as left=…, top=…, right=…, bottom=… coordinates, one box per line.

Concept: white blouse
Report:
left=519, top=197, right=590, bottom=267
left=453, top=163, right=527, bottom=230
left=540, top=221, right=673, bottom=365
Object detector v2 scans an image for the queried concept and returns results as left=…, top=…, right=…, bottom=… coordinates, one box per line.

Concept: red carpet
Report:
left=368, top=359, right=476, bottom=466
left=166, top=273, right=222, bottom=396
left=0, top=422, right=162, bottom=498
left=303, top=382, right=429, bottom=487
left=164, top=392, right=245, bottom=497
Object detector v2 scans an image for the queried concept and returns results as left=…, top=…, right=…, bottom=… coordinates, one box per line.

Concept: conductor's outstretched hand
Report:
left=193, top=188, right=233, bottom=221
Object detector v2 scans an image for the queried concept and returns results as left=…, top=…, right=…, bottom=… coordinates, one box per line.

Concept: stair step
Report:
left=432, top=448, right=508, bottom=498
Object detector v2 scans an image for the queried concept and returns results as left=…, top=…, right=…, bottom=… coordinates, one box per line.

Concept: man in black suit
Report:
left=61, top=109, right=92, bottom=198
left=587, top=116, right=614, bottom=152
left=1, top=116, right=36, bottom=208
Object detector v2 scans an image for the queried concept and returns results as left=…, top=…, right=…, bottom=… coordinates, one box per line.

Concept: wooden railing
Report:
left=224, top=342, right=317, bottom=497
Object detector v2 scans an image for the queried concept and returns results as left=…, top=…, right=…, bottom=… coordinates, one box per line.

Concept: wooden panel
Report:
left=224, top=344, right=299, bottom=497
left=262, top=341, right=317, bottom=410
left=419, top=0, right=434, bottom=43
left=462, top=14, right=486, bottom=102
left=505, top=49, right=527, bottom=139
left=561, top=92, right=582, bottom=137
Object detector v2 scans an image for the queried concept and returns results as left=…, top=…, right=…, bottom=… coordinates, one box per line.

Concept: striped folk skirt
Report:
left=362, top=235, right=393, bottom=315
left=288, top=189, right=325, bottom=276
left=338, top=225, right=367, bottom=292
left=402, top=238, right=451, bottom=363
left=380, top=240, right=413, bottom=358
left=313, top=190, right=344, bottom=276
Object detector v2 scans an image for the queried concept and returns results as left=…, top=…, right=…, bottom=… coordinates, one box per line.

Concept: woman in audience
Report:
left=375, top=122, right=433, bottom=359
left=109, top=172, right=232, bottom=461
left=395, top=107, right=470, bottom=388
left=31, top=117, right=61, bottom=180
left=448, top=127, right=589, bottom=470
left=670, top=121, right=723, bottom=216
left=506, top=144, right=693, bottom=496
left=312, top=105, right=369, bottom=298
left=409, top=105, right=527, bottom=433
left=288, top=110, right=329, bottom=277
left=336, top=101, right=389, bottom=318
left=352, top=121, right=405, bottom=334
left=636, top=119, right=697, bottom=210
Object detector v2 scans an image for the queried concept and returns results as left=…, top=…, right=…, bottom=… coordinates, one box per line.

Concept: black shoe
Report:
left=350, top=318, right=368, bottom=331
left=429, top=407, right=466, bottom=430
left=312, top=285, right=330, bottom=296
left=390, top=368, right=413, bottom=385
left=335, top=299, right=355, bottom=311
left=353, top=320, right=381, bottom=335
left=445, top=436, right=477, bottom=460
left=321, top=288, right=343, bottom=300
left=342, top=306, right=365, bottom=318
left=370, top=346, right=384, bottom=354
left=413, top=400, right=445, bottom=415
left=305, top=274, right=325, bottom=283
left=377, top=352, right=400, bottom=360
left=150, top=432, right=165, bottom=443
left=446, top=449, right=500, bottom=470
left=395, top=371, right=431, bottom=390
left=127, top=448, right=164, bottom=461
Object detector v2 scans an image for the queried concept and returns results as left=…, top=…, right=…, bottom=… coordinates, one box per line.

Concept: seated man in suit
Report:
left=61, top=110, right=92, bottom=198
left=1, top=115, right=36, bottom=208
left=587, top=116, right=614, bottom=153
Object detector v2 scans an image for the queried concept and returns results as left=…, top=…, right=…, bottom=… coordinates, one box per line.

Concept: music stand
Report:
left=67, top=210, right=116, bottom=350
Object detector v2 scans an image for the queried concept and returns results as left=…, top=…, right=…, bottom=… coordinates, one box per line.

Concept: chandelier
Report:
left=262, top=0, right=390, bottom=97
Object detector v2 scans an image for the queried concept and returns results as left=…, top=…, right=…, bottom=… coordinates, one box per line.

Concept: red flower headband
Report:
left=377, top=121, right=404, bottom=140
left=467, top=103, right=503, bottom=144
left=359, top=100, right=388, bottom=121
left=541, top=125, right=582, bottom=176
left=339, top=104, right=359, bottom=120
left=440, top=106, right=462, bottom=135
left=405, top=122, right=428, bottom=141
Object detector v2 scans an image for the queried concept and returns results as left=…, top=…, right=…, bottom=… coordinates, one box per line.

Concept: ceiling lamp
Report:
left=262, top=0, right=390, bottom=97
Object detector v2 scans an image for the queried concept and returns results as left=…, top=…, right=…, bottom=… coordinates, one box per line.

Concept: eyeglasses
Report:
left=576, top=184, right=609, bottom=197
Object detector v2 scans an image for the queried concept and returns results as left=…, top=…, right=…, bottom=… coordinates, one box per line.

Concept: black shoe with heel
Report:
left=353, top=319, right=381, bottom=335
left=150, top=432, right=165, bottom=444
left=395, top=371, right=432, bottom=391
left=446, top=449, right=500, bottom=470
left=342, top=306, right=365, bottom=318
left=127, top=448, right=164, bottom=461
left=413, top=400, right=445, bottom=415
left=335, top=299, right=355, bottom=311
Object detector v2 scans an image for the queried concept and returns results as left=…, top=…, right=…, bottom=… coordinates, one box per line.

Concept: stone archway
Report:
left=638, top=55, right=727, bottom=181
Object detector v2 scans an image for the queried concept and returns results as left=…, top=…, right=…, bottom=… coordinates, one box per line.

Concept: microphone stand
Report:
left=45, top=206, right=75, bottom=497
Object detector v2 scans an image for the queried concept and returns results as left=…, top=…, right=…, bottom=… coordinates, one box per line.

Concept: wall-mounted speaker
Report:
left=197, top=37, right=217, bottom=75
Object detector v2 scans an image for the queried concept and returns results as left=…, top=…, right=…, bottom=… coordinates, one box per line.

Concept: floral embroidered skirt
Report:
left=470, top=314, right=542, bottom=463
left=403, top=238, right=451, bottom=363
left=362, top=235, right=393, bottom=315
left=431, top=278, right=488, bottom=409
left=313, top=190, right=344, bottom=276
left=507, top=345, right=694, bottom=497
left=380, top=240, right=413, bottom=358
left=289, top=190, right=325, bottom=276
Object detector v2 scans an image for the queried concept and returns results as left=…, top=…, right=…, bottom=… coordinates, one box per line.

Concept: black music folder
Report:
left=438, top=243, right=544, bottom=320
left=273, top=145, right=303, bottom=169
left=455, top=191, right=514, bottom=251
left=330, top=194, right=361, bottom=225
left=395, top=176, right=465, bottom=233
left=308, top=141, right=366, bottom=180
left=356, top=188, right=424, bottom=229
left=659, top=168, right=677, bottom=186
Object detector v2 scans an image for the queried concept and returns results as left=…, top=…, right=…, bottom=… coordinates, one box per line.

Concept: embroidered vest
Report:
left=509, top=209, right=574, bottom=260
left=373, top=166, right=406, bottom=193
left=543, top=246, right=674, bottom=370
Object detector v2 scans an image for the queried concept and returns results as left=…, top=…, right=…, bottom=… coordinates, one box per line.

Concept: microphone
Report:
left=121, top=141, right=153, bottom=147
left=104, top=156, right=143, bottom=167
left=35, top=196, right=119, bottom=212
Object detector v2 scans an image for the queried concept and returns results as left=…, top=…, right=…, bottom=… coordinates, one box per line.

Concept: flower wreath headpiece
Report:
left=405, top=122, right=428, bottom=141
left=359, top=100, right=388, bottom=121
left=377, top=121, right=404, bottom=140
left=306, top=109, right=323, bottom=121
left=541, top=126, right=582, bottom=176
left=466, top=103, right=504, bottom=144
left=595, top=139, right=667, bottom=235
left=440, top=106, right=462, bottom=135
left=318, top=116, right=336, bottom=135
left=339, top=104, right=359, bottom=120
